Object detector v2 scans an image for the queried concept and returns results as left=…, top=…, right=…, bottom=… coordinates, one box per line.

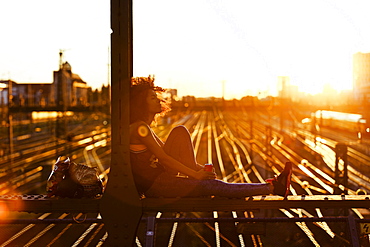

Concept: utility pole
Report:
left=222, top=80, right=225, bottom=109
left=222, top=80, right=225, bottom=99
left=56, top=51, right=68, bottom=156
left=7, top=80, right=13, bottom=165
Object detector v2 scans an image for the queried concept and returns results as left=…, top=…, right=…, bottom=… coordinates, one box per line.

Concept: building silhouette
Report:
left=53, top=61, right=90, bottom=108
left=0, top=61, right=100, bottom=110
left=353, top=52, right=370, bottom=104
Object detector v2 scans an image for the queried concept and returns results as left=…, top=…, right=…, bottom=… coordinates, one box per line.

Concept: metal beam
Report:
left=142, top=195, right=370, bottom=212
left=100, top=0, right=142, bottom=246
left=1, top=195, right=369, bottom=213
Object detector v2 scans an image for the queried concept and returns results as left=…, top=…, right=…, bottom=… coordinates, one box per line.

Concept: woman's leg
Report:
left=145, top=175, right=272, bottom=198
left=163, top=125, right=199, bottom=172
left=146, top=162, right=293, bottom=198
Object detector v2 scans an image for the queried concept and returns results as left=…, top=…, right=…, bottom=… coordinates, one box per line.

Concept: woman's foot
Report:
left=266, top=162, right=293, bottom=199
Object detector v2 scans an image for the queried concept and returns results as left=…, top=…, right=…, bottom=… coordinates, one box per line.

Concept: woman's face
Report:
left=146, top=89, right=162, bottom=114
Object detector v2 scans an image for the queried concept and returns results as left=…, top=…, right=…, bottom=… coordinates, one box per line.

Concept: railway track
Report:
left=141, top=108, right=370, bottom=246
left=1, top=109, right=370, bottom=246
left=0, top=125, right=111, bottom=196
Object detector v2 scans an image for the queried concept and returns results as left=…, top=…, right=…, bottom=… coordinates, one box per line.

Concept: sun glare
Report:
left=133, top=1, right=367, bottom=99
left=1, top=1, right=369, bottom=99
left=0, top=202, right=9, bottom=219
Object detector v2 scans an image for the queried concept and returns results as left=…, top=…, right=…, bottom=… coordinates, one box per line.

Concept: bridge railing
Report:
left=1, top=194, right=370, bottom=246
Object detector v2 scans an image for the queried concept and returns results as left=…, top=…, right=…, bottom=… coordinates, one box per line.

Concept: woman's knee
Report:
left=164, top=125, right=192, bottom=151
left=169, top=125, right=190, bottom=137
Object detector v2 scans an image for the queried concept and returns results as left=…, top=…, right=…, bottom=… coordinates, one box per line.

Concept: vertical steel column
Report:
left=100, top=0, right=142, bottom=246
left=145, top=215, right=156, bottom=247
left=348, top=215, right=360, bottom=247
left=334, top=143, right=348, bottom=195
left=7, top=80, right=13, bottom=165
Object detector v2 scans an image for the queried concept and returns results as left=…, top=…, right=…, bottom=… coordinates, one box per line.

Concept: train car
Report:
left=309, top=110, right=370, bottom=137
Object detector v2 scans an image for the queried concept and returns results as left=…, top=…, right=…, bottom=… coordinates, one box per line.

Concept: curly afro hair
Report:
left=130, top=75, right=171, bottom=124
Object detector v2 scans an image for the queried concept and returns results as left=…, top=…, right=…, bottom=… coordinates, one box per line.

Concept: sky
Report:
left=1, top=1, right=370, bottom=99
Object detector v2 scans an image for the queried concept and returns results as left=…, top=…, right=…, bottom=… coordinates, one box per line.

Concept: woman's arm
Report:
left=134, top=123, right=215, bottom=180
left=152, top=130, right=164, bottom=147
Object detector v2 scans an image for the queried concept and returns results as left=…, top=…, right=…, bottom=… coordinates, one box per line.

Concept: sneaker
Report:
left=266, top=162, right=293, bottom=199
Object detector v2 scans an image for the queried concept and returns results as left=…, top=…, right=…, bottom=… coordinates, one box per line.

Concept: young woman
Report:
left=129, top=76, right=292, bottom=198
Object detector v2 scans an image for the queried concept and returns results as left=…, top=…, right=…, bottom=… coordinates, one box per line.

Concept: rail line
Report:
left=1, top=109, right=370, bottom=246
left=138, top=109, right=353, bottom=246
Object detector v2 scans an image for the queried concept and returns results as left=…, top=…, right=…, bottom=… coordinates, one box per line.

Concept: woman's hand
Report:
left=193, top=170, right=217, bottom=180
left=195, top=163, right=204, bottom=171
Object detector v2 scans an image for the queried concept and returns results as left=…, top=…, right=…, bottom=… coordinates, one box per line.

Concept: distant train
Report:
left=302, top=110, right=370, bottom=137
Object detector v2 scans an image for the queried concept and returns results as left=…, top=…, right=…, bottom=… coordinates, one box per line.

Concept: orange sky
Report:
left=1, top=1, right=370, bottom=99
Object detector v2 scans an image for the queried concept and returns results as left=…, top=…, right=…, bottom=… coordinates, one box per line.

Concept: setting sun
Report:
left=133, top=1, right=369, bottom=99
